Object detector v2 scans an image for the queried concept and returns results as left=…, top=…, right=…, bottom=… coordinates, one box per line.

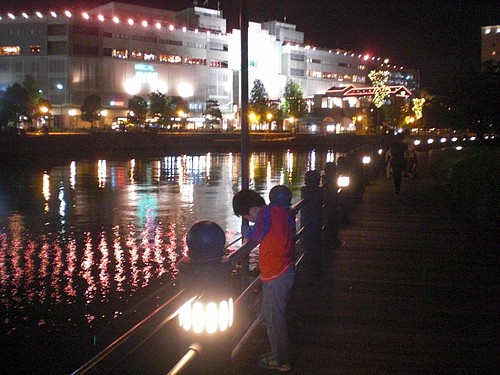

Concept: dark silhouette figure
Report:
left=389, top=133, right=408, bottom=194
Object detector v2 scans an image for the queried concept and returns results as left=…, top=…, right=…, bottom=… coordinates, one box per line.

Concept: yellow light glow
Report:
left=177, top=82, right=194, bottom=97
left=337, top=175, right=350, bottom=187
left=205, top=302, right=218, bottom=334
left=192, top=302, right=204, bottom=333
left=124, top=78, right=141, bottom=96
left=362, top=156, right=371, bottom=164
left=178, top=298, right=234, bottom=334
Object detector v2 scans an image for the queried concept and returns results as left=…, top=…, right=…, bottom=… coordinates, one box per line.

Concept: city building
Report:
left=0, top=1, right=419, bottom=130
left=481, top=25, right=500, bottom=63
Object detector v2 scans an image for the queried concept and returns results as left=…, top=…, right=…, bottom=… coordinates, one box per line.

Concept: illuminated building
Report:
left=0, top=2, right=419, bottom=128
left=481, top=25, right=500, bottom=63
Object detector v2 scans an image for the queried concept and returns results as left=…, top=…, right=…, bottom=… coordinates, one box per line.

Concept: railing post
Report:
left=322, top=162, right=341, bottom=249
left=176, top=221, right=234, bottom=374
left=300, top=170, right=323, bottom=274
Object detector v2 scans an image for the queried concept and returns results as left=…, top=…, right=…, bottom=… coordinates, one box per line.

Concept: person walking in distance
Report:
left=232, top=189, right=295, bottom=372
left=389, top=132, right=408, bottom=194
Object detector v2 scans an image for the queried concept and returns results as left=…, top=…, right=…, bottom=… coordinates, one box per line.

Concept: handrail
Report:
left=167, top=342, right=202, bottom=375
left=71, top=288, right=191, bottom=375
left=72, top=196, right=311, bottom=375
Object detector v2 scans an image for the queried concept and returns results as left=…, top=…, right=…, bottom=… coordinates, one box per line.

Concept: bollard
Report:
left=300, top=170, right=323, bottom=274
left=322, top=162, right=341, bottom=249
left=177, top=220, right=233, bottom=374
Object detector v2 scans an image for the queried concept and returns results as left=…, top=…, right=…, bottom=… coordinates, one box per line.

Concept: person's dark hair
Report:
left=232, top=189, right=266, bottom=216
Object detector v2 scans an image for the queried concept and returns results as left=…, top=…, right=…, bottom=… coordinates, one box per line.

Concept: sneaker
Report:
left=257, top=352, right=273, bottom=361
left=258, top=354, right=291, bottom=372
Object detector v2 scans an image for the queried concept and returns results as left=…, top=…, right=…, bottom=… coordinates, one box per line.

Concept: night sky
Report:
left=1, top=0, right=499, bottom=89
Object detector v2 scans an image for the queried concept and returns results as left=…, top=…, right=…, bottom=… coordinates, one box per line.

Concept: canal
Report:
left=0, top=148, right=345, bottom=374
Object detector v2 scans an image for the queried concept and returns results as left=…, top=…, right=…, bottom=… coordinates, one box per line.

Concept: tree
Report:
left=0, top=83, right=31, bottom=129
left=23, top=75, right=42, bottom=110
left=128, top=96, right=148, bottom=126
left=426, top=62, right=500, bottom=134
left=148, top=91, right=168, bottom=125
left=166, top=96, right=189, bottom=129
left=281, top=79, right=306, bottom=119
left=249, top=79, right=269, bottom=125
left=204, top=99, right=222, bottom=129
left=368, top=70, right=391, bottom=108
left=80, top=94, right=102, bottom=128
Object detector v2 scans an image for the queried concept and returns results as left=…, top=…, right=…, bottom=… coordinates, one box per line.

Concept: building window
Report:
left=30, top=45, right=41, bottom=54
left=104, top=48, right=129, bottom=59
left=130, top=50, right=156, bottom=61
left=322, top=72, right=336, bottom=79
left=290, top=68, right=304, bottom=76
left=72, top=24, right=99, bottom=36
left=48, top=41, right=67, bottom=55
left=210, top=59, right=228, bottom=68
left=290, top=53, right=304, bottom=61
left=185, top=42, right=206, bottom=49
left=306, top=70, right=322, bottom=78
left=0, top=46, right=21, bottom=55
left=49, top=60, right=65, bottom=73
left=183, top=57, right=206, bottom=65
left=48, top=24, right=68, bottom=36
left=160, top=39, right=183, bottom=46
left=113, top=49, right=129, bottom=59
left=306, top=58, right=321, bottom=64
left=103, top=32, right=129, bottom=40
left=159, top=54, right=182, bottom=63
left=209, top=43, right=228, bottom=51
left=73, top=45, right=99, bottom=56
left=338, top=62, right=352, bottom=68
left=132, top=35, right=157, bottom=43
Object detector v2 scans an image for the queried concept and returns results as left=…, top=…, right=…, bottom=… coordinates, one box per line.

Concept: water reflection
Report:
left=0, top=150, right=341, bottom=337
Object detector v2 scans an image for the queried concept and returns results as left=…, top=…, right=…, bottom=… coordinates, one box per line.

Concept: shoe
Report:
left=258, top=354, right=291, bottom=372
left=257, top=352, right=273, bottom=361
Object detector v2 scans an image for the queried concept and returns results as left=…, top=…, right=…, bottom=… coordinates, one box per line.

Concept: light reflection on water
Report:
left=0, top=149, right=340, bottom=338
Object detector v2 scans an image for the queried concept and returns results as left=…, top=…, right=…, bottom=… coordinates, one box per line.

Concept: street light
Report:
left=56, top=84, right=63, bottom=128
left=68, top=109, right=78, bottom=130
left=362, top=155, right=371, bottom=185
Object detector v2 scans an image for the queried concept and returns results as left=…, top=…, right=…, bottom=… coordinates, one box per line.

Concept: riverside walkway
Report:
left=231, top=151, right=499, bottom=374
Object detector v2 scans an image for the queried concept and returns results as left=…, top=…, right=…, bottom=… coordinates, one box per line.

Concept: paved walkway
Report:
left=232, top=152, right=499, bottom=374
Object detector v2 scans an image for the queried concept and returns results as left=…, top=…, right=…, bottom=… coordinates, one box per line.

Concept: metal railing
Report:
left=71, top=194, right=313, bottom=375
